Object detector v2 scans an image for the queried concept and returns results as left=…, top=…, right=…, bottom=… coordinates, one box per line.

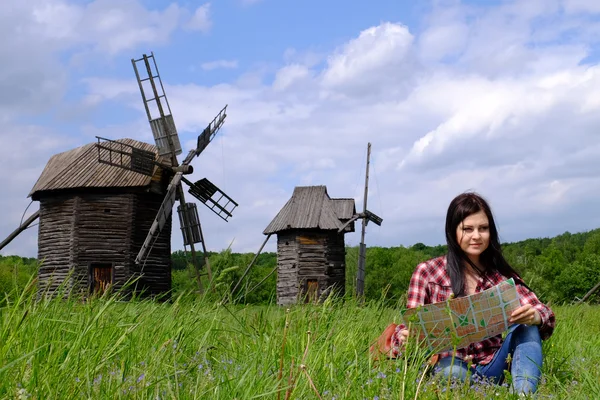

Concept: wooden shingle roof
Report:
left=263, top=186, right=356, bottom=234
left=331, top=198, right=355, bottom=220
left=29, top=138, right=166, bottom=198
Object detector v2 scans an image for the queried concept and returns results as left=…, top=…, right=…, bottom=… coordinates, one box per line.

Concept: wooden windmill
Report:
left=0, top=52, right=237, bottom=298
left=230, top=143, right=382, bottom=306
left=261, top=186, right=357, bottom=305
left=96, top=52, right=238, bottom=289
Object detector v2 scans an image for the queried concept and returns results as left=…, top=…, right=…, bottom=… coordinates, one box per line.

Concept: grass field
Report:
left=0, top=282, right=598, bottom=399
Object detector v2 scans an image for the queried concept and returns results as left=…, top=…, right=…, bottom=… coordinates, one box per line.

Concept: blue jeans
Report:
left=434, top=324, right=543, bottom=394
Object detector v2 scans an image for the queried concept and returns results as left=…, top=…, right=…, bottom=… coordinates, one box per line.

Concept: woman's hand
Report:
left=396, top=329, right=409, bottom=347
left=509, top=304, right=541, bottom=326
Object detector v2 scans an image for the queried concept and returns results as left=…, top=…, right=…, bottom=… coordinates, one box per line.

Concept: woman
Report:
left=390, top=192, right=555, bottom=395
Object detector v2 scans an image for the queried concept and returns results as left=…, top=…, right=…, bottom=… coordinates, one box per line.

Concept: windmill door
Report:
left=90, top=263, right=113, bottom=294
left=304, top=279, right=319, bottom=303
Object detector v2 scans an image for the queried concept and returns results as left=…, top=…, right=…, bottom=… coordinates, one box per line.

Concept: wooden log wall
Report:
left=276, top=232, right=299, bottom=305
left=296, top=231, right=329, bottom=302
left=275, top=229, right=347, bottom=305
left=130, top=192, right=172, bottom=298
left=37, top=190, right=172, bottom=300
left=323, top=231, right=346, bottom=297
left=37, top=195, right=76, bottom=297
left=76, top=193, right=133, bottom=293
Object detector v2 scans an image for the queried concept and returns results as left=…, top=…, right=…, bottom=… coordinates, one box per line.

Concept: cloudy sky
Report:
left=2, top=0, right=600, bottom=258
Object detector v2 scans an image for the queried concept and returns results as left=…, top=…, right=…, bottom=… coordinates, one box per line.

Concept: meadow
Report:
left=0, top=280, right=598, bottom=399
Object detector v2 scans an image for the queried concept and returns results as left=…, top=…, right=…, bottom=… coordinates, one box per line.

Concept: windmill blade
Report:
left=182, top=105, right=228, bottom=166
left=95, top=136, right=156, bottom=176
left=181, top=176, right=238, bottom=221
left=337, top=214, right=362, bottom=233
left=0, top=210, right=40, bottom=252
left=177, top=202, right=204, bottom=246
left=364, top=210, right=383, bottom=226
left=135, top=172, right=183, bottom=264
left=95, top=136, right=194, bottom=177
left=132, top=52, right=182, bottom=157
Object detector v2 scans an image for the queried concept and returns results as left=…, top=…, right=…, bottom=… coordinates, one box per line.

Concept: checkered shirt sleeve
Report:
left=514, top=278, right=555, bottom=339
left=390, top=261, right=431, bottom=356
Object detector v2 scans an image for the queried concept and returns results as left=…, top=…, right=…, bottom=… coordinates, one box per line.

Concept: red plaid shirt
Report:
left=392, top=255, right=555, bottom=365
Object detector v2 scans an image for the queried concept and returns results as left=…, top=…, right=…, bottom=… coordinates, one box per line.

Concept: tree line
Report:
left=2, top=228, right=599, bottom=305
left=172, top=228, right=600, bottom=305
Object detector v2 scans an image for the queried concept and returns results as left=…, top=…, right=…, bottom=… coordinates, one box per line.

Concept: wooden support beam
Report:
left=0, top=210, right=40, bottom=252
left=226, top=233, right=272, bottom=303
left=578, top=280, right=600, bottom=303
left=356, top=143, right=371, bottom=298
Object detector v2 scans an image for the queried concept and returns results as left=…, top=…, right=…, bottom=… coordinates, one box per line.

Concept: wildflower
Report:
left=16, top=388, right=30, bottom=400
left=377, top=372, right=386, bottom=379
left=137, top=374, right=145, bottom=383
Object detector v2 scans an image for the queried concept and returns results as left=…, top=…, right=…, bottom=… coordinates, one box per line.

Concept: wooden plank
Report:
left=0, top=211, right=40, bottom=251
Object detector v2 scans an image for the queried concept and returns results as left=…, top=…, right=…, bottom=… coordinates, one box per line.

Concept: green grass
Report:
left=0, top=282, right=597, bottom=399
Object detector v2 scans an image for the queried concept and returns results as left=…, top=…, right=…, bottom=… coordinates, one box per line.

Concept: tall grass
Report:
left=0, top=257, right=37, bottom=305
left=0, top=281, right=597, bottom=399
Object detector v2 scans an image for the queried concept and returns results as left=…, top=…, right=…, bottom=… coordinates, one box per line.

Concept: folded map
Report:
left=400, top=278, right=521, bottom=353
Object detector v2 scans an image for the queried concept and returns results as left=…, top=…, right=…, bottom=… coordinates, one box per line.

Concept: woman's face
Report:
left=456, top=210, right=490, bottom=262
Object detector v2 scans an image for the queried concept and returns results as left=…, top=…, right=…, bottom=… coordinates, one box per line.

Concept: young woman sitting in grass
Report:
left=387, top=192, right=555, bottom=395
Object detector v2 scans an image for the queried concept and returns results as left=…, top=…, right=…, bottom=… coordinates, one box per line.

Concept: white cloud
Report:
left=0, top=0, right=207, bottom=122
left=563, top=0, right=600, bottom=14
left=418, top=23, right=469, bottom=62
left=201, top=60, right=239, bottom=70
left=321, top=22, right=416, bottom=96
left=0, top=125, right=76, bottom=257
left=283, top=48, right=325, bottom=68
left=184, top=3, right=212, bottom=33
left=27, top=0, right=187, bottom=55
left=273, top=64, right=312, bottom=91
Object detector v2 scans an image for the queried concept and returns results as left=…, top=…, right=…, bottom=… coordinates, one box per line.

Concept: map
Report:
left=400, top=278, right=521, bottom=353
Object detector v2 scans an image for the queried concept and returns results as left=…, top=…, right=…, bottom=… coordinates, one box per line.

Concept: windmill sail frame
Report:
left=135, top=171, right=182, bottom=265
left=132, top=52, right=182, bottom=157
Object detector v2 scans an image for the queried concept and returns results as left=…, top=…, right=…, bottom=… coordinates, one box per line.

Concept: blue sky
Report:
left=3, top=0, right=600, bottom=258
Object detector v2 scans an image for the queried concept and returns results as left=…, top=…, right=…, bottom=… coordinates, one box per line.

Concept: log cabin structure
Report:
left=263, top=186, right=356, bottom=305
left=0, top=53, right=238, bottom=301
left=29, top=138, right=173, bottom=298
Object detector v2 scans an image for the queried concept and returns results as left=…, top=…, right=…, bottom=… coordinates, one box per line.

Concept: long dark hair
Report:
left=445, top=192, right=524, bottom=297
